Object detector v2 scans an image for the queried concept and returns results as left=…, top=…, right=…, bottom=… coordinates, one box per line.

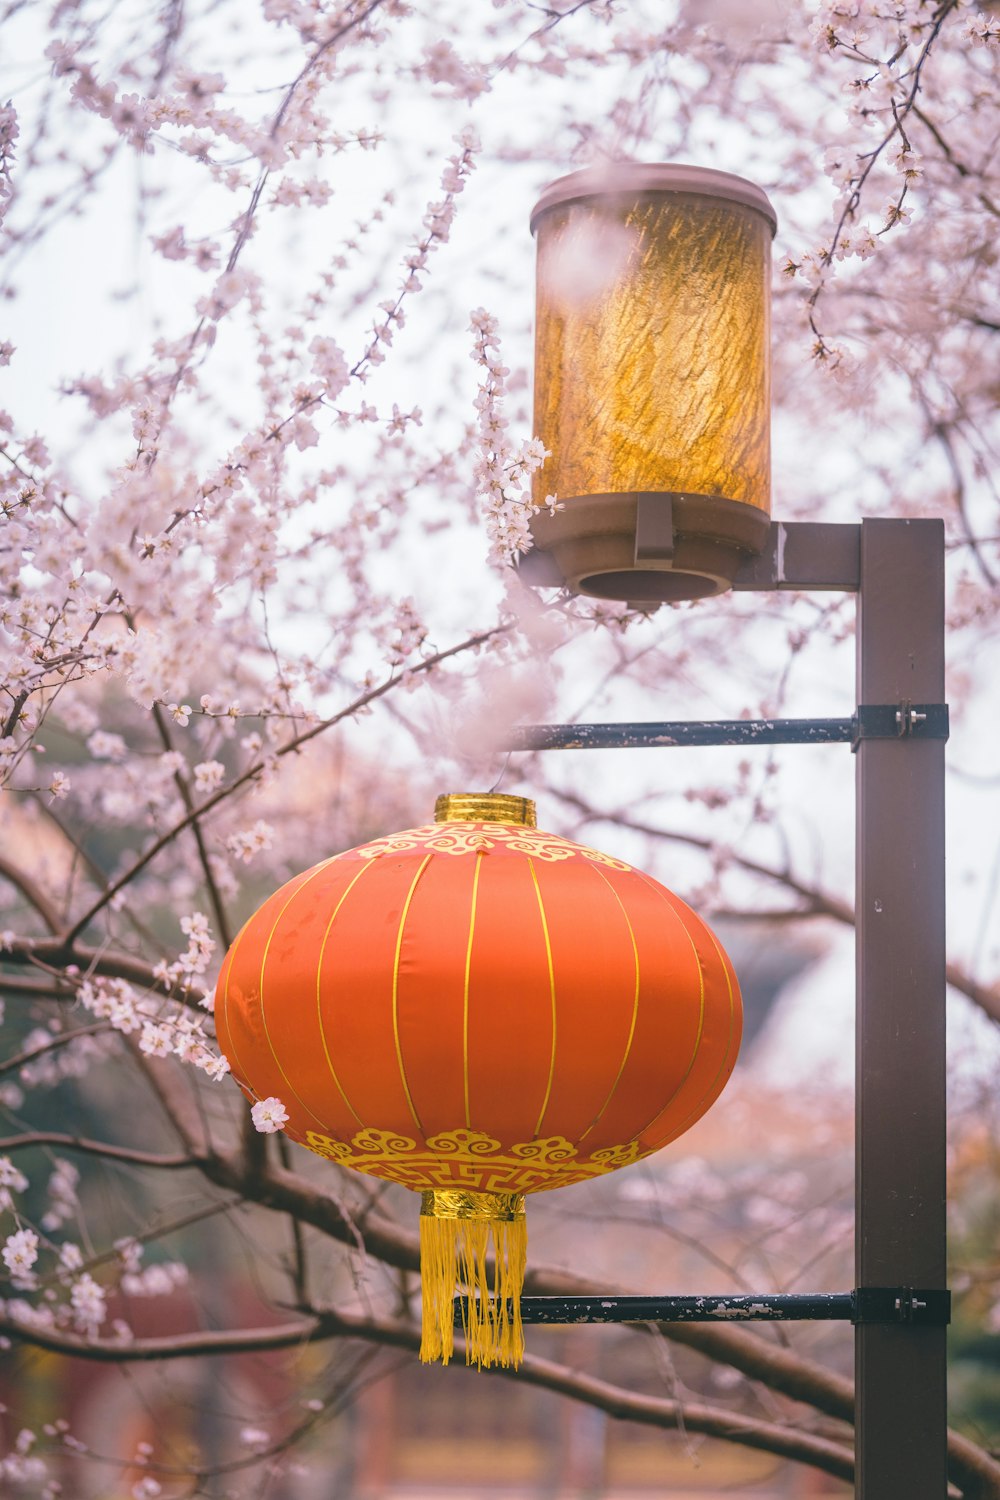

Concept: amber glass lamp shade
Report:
left=527, top=163, right=777, bottom=603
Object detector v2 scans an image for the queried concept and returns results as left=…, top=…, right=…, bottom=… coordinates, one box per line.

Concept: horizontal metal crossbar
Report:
left=505, top=704, right=949, bottom=752
left=514, top=1293, right=854, bottom=1324
left=454, top=1289, right=951, bottom=1327
left=508, top=719, right=852, bottom=751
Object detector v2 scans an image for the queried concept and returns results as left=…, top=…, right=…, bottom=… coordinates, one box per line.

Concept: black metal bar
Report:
left=453, top=1288, right=950, bottom=1327
left=506, top=705, right=949, bottom=753
left=504, top=1293, right=854, bottom=1325
left=855, top=519, right=948, bottom=1499
left=508, top=719, right=853, bottom=751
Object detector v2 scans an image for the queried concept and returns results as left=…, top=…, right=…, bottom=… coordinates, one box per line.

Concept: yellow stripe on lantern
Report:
left=315, top=858, right=380, bottom=1130
left=528, top=858, right=558, bottom=1138
left=392, top=853, right=435, bottom=1135
left=606, top=872, right=708, bottom=1147
left=259, top=861, right=348, bottom=1131
left=664, top=916, right=739, bottom=1145
left=576, top=863, right=640, bottom=1144
left=628, top=871, right=722, bottom=1149
left=462, top=852, right=485, bottom=1130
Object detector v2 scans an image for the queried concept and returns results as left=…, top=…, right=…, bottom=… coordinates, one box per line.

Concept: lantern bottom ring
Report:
left=421, top=1189, right=525, bottom=1223
left=525, top=490, right=772, bottom=603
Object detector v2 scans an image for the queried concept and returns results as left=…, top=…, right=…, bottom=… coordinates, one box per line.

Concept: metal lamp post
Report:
left=504, top=165, right=950, bottom=1498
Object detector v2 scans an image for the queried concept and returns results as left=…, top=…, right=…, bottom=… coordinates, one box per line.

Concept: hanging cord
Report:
left=489, top=750, right=513, bottom=793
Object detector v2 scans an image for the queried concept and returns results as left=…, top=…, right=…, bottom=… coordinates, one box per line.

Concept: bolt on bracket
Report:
left=851, top=1287, right=952, bottom=1325
left=851, top=702, right=949, bottom=750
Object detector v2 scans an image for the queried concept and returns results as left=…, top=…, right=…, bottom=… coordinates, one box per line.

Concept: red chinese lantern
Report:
left=214, top=793, right=741, bottom=1368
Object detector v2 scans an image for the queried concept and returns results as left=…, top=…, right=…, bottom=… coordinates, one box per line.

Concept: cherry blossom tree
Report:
left=1, top=0, right=999, bottom=1494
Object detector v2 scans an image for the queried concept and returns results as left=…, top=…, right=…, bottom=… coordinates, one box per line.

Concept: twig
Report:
left=62, top=626, right=504, bottom=945
left=0, top=1132, right=202, bottom=1169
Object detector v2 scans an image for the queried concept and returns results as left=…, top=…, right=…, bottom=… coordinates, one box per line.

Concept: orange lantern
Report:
left=214, top=793, right=741, bottom=1368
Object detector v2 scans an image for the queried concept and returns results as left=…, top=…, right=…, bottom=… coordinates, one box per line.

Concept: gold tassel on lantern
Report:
left=419, top=1189, right=527, bottom=1368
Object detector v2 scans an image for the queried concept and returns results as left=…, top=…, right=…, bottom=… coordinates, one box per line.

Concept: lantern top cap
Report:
left=530, top=162, right=777, bottom=237
left=434, top=793, right=536, bottom=827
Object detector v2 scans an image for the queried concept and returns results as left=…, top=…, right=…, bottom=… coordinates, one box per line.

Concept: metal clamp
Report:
left=851, top=702, right=949, bottom=751
left=851, top=1287, right=951, bottom=1326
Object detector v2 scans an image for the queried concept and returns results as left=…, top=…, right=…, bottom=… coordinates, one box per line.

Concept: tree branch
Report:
left=0, top=1132, right=202, bottom=1170
left=197, top=1146, right=1000, bottom=1491
left=195, top=1148, right=858, bottom=1421
left=0, top=1305, right=858, bottom=1486
left=150, top=700, right=235, bottom=948
left=1, top=939, right=207, bottom=1007
left=0, top=976, right=79, bottom=1000
left=0, top=1022, right=111, bottom=1079
left=125, top=1042, right=213, bottom=1160
left=0, top=853, right=62, bottom=934
left=6, top=1275, right=994, bottom=1494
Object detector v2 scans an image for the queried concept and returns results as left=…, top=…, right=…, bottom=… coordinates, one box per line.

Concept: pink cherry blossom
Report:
left=250, top=1097, right=289, bottom=1133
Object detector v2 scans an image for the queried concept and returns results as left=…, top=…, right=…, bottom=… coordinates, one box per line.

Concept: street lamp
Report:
left=514, top=164, right=950, bottom=1500
left=528, top=164, right=775, bottom=602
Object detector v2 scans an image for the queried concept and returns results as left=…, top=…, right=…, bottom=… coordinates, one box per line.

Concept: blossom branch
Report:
left=803, top=0, right=962, bottom=357
left=0, top=941, right=207, bottom=1009
left=157, top=0, right=388, bottom=420
left=150, top=700, right=234, bottom=947
left=61, top=626, right=505, bottom=946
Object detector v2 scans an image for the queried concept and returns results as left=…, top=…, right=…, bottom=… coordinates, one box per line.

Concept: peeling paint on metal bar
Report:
left=454, top=1293, right=856, bottom=1326
left=453, top=1289, right=950, bottom=1327
left=507, top=719, right=855, bottom=752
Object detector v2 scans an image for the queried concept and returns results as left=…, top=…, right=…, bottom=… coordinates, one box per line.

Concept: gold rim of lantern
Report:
left=434, top=792, right=536, bottom=827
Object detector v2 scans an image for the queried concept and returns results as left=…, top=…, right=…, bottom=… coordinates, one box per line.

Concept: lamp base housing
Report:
left=523, top=490, right=772, bottom=603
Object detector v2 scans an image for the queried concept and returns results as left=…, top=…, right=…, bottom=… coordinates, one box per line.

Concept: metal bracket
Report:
left=851, top=702, right=949, bottom=751
left=852, top=1287, right=951, bottom=1326
left=633, top=493, right=675, bottom=563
